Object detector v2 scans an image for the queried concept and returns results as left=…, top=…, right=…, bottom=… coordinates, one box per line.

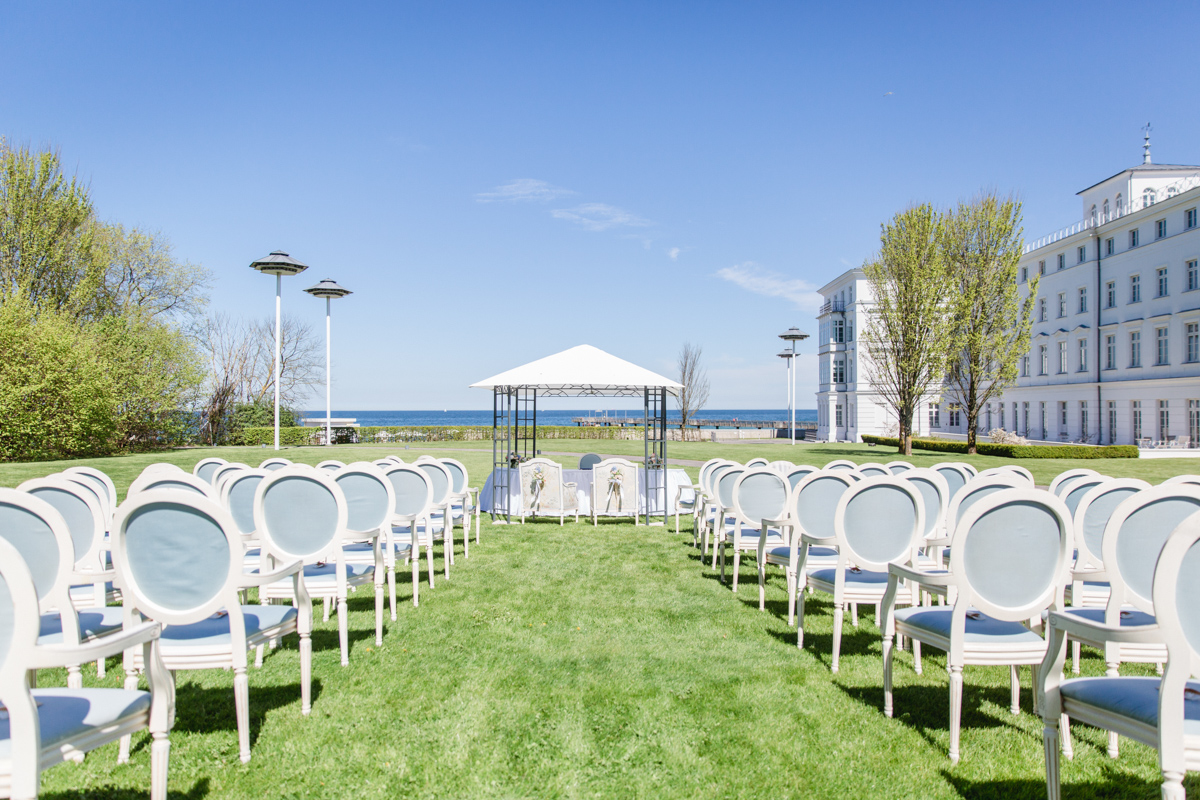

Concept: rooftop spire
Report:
left=1143, top=122, right=1152, bottom=164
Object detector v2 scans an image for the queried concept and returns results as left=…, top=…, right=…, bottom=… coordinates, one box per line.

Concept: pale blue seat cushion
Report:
left=895, top=607, right=1044, bottom=644
left=160, top=606, right=298, bottom=647
left=68, top=581, right=116, bottom=602
left=0, top=688, right=150, bottom=758
left=809, top=568, right=890, bottom=590
left=1060, top=676, right=1200, bottom=737
left=39, top=607, right=124, bottom=645
left=1059, top=607, right=1156, bottom=627
left=264, top=563, right=374, bottom=595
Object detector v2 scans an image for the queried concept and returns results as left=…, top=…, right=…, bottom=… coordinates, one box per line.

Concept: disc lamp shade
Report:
left=249, top=250, right=310, bottom=276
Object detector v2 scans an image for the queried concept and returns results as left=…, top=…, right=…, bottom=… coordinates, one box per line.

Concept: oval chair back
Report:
left=211, top=463, right=250, bottom=493
left=958, top=462, right=979, bottom=478
left=947, top=474, right=1025, bottom=537
left=950, top=488, right=1072, bottom=625
left=1150, top=510, right=1200, bottom=692
left=193, top=457, right=228, bottom=484
left=833, top=476, right=924, bottom=572
left=977, top=466, right=1034, bottom=486
left=416, top=460, right=452, bottom=508
left=259, top=458, right=292, bottom=471
left=886, top=461, right=915, bottom=475
left=716, top=467, right=746, bottom=512
left=384, top=465, right=434, bottom=524
left=0, top=489, right=76, bottom=619
left=334, top=464, right=395, bottom=537
left=1161, top=474, right=1200, bottom=488
left=317, top=460, right=346, bottom=472
left=18, top=476, right=106, bottom=573
left=128, top=471, right=218, bottom=502
left=767, top=461, right=796, bottom=474
left=730, top=468, right=789, bottom=529
left=439, top=458, right=470, bottom=495
left=898, top=468, right=949, bottom=541
left=1072, top=479, right=1151, bottom=572
left=745, top=457, right=769, bottom=468
left=219, top=469, right=270, bottom=541
left=578, top=453, right=602, bottom=470
left=142, top=463, right=186, bottom=475
left=704, top=462, right=737, bottom=499
left=61, top=474, right=113, bottom=534
left=791, top=471, right=857, bottom=541
left=785, top=465, right=818, bottom=489
left=824, top=459, right=858, bottom=471
left=1101, top=484, right=1200, bottom=616
left=1049, top=468, right=1101, bottom=497
left=697, top=458, right=725, bottom=493
left=933, top=463, right=973, bottom=501
left=253, top=466, right=349, bottom=565
left=62, top=466, right=118, bottom=512
left=112, top=490, right=240, bottom=627
left=1061, top=474, right=1110, bottom=517
left=856, top=462, right=890, bottom=477
left=373, top=459, right=395, bottom=470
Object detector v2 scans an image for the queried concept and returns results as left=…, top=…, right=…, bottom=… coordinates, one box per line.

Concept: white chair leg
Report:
left=1010, top=665, right=1020, bottom=714
left=412, top=552, right=421, bottom=608
left=1162, top=771, right=1186, bottom=800
left=235, top=666, right=251, bottom=763
left=732, top=550, right=740, bottom=592
left=883, top=628, right=895, bottom=717
left=850, top=603, right=858, bottom=628
left=719, top=542, right=726, bottom=583
left=832, top=603, right=844, bottom=673
left=118, top=668, right=139, bottom=763
left=758, top=561, right=767, bottom=611
left=300, top=627, right=312, bottom=715
left=1060, top=713, right=1074, bottom=760
left=913, top=640, right=923, bottom=675
left=150, top=731, right=170, bottom=800
left=796, top=589, right=806, bottom=649
left=427, top=544, right=436, bottom=588
left=375, top=577, right=384, bottom=646
left=67, top=664, right=82, bottom=689
left=1071, top=639, right=1081, bottom=675
left=254, top=644, right=264, bottom=668
left=948, top=664, right=964, bottom=764
left=1106, top=658, right=1120, bottom=758
left=338, top=595, right=349, bottom=666
left=97, top=657, right=106, bottom=679
left=322, top=596, right=331, bottom=622
left=1043, top=718, right=1062, bottom=800
left=388, top=564, right=397, bottom=621
left=786, top=572, right=797, bottom=626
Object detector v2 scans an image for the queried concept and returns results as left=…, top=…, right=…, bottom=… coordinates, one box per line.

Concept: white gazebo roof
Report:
left=469, top=345, right=682, bottom=396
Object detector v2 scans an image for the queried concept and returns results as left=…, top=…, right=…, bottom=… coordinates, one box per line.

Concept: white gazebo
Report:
left=470, top=345, right=683, bottom=524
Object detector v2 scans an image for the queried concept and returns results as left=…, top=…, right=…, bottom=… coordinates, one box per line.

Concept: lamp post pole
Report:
left=778, top=327, right=810, bottom=445
left=249, top=251, right=310, bottom=451
left=304, top=279, right=352, bottom=446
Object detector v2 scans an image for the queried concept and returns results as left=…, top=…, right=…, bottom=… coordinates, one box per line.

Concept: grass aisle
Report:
left=37, top=512, right=1184, bottom=799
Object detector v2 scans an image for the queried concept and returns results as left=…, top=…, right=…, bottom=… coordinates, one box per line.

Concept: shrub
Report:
left=859, top=434, right=1138, bottom=459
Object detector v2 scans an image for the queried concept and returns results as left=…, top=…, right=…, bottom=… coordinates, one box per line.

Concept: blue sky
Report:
left=3, top=2, right=1198, bottom=411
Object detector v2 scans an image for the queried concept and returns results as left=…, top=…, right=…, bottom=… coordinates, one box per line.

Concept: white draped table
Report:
left=480, top=467, right=693, bottom=517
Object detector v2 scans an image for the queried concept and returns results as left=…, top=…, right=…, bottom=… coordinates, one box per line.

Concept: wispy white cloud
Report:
left=550, top=203, right=652, bottom=232
left=475, top=178, right=575, bottom=203
left=715, top=262, right=822, bottom=310
left=668, top=247, right=681, bottom=260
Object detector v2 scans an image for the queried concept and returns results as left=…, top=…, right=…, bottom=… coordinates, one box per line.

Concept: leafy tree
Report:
left=94, top=223, right=212, bottom=325
left=861, top=205, right=954, bottom=456
left=940, top=193, right=1035, bottom=453
left=676, top=342, right=710, bottom=441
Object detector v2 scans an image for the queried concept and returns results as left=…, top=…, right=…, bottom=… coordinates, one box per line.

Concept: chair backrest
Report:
left=253, top=465, right=349, bottom=563
left=18, top=476, right=107, bottom=571
left=1060, top=474, right=1110, bottom=516
left=0, top=489, right=76, bottom=615
left=731, top=468, right=789, bottom=528
left=383, top=464, right=433, bottom=521
left=219, top=469, right=270, bottom=538
left=951, top=489, right=1072, bottom=623
left=113, top=490, right=240, bottom=625
left=898, top=468, right=949, bottom=540
left=62, top=466, right=118, bottom=511
left=334, top=463, right=395, bottom=535
left=946, top=474, right=1025, bottom=535
left=1160, top=474, right=1200, bottom=488
left=439, top=458, right=470, bottom=495
left=933, top=462, right=972, bottom=502
left=885, top=460, right=915, bottom=474
left=1150, top=511, right=1200, bottom=685
left=767, top=460, right=796, bottom=474
left=745, top=457, right=769, bottom=468
left=128, top=470, right=218, bottom=501
left=824, top=459, right=858, bottom=471
left=957, top=462, right=979, bottom=478
left=62, top=474, right=113, bottom=530
left=416, top=459, right=453, bottom=506
left=519, top=458, right=567, bottom=514
left=978, top=465, right=1034, bottom=486
left=259, top=457, right=293, bottom=471
left=193, top=457, right=228, bottom=484
left=141, top=463, right=186, bottom=475
left=697, top=458, right=725, bottom=491
left=786, top=465, right=818, bottom=489
left=386, top=455, right=405, bottom=464
left=373, top=459, right=395, bottom=470
left=792, top=471, right=857, bottom=540
left=716, top=467, right=746, bottom=510
left=834, top=476, right=924, bottom=572
left=1049, top=468, right=1101, bottom=497
left=578, top=453, right=602, bottom=471
left=1101, top=484, right=1200, bottom=616
left=211, top=462, right=250, bottom=493
left=592, top=458, right=640, bottom=515
left=855, top=462, right=890, bottom=477
left=1071, top=478, right=1151, bottom=571
left=702, top=461, right=736, bottom=496
left=317, top=460, right=346, bottom=472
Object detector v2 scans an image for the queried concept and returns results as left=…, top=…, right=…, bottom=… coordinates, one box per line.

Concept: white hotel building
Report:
left=816, top=143, right=1200, bottom=446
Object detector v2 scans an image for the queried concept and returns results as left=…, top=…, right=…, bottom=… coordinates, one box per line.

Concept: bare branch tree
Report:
left=246, top=314, right=322, bottom=409
left=198, top=314, right=253, bottom=445
left=677, top=342, right=710, bottom=442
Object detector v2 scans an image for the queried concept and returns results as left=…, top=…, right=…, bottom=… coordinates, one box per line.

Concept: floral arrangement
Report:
left=508, top=451, right=528, bottom=467
left=646, top=453, right=663, bottom=469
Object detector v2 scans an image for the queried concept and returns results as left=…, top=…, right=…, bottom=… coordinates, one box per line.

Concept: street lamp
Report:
left=249, top=250, right=310, bottom=450
left=304, top=279, right=353, bottom=447
left=778, top=326, right=810, bottom=444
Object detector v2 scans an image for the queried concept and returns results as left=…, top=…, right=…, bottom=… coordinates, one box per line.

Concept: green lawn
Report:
left=12, top=445, right=1198, bottom=798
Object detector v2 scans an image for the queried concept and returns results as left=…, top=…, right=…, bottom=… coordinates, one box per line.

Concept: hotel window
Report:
left=1108, top=400, right=1116, bottom=444
left=1057, top=293, right=1066, bottom=317
left=1188, top=323, right=1199, bottom=363
left=833, top=319, right=845, bottom=343
left=1078, top=286, right=1087, bottom=313
left=1130, top=229, right=1140, bottom=248
left=1057, top=253, right=1065, bottom=270
left=1158, top=267, right=1169, bottom=297
left=1057, top=341, right=1067, bottom=374
left=1106, top=281, right=1116, bottom=308
left=1103, top=199, right=1110, bottom=222
left=949, top=405, right=961, bottom=427
left=1191, top=399, right=1200, bottom=444
left=986, top=405, right=992, bottom=430
left=1059, top=401, right=1068, bottom=430
left=998, top=404, right=1005, bottom=430
left=1078, top=245, right=1087, bottom=263
left=835, top=404, right=843, bottom=427
left=1039, top=298, right=1047, bottom=321
left=1156, top=327, right=1169, bottom=365
left=1021, top=266, right=1028, bottom=283
left=1039, top=345, right=1048, bottom=375
left=1144, top=188, right=1157, bottom=208
left=1156, top=219, right=1167, bottom=239
left=1105, top=334, right=1116, bottom=370
left=1189, top=260, right=1199, bottom=292
left=1105, top=237, right=1114, bottom=256
left=1117, top=193, right=1124, bottom=215
left=1012, top=402, right=1018, bottom=433
left=1080, top=401, right=1089, bottom=440
left=1078, top=339, right=1088, bottom=372
left=1132, top=400, right=1143, bottom=440
left=1038, top=259, right=1046, bottom=275
left=1021, top=355, right=1030, bottom=377
left=1040, top=402, right=1047, bottom=439
left=1188, top=208, right=1198, bottom=229
left=1090, top=206, right=1098, bottom=226
left=1130, top=330, right=1142, bottom=367
left=929, top=404, right=940, bottom=429
left=1159, top=400, right=1170, bottom=439
left=1131, top=274, right=1141, bottom=303
left=833, top=358, right=845, bottom=383
left=1022, top=402, right=1029, bottom=435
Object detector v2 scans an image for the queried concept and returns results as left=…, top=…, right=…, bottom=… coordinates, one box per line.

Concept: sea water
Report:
left=306, top=409, right=818, bottom=428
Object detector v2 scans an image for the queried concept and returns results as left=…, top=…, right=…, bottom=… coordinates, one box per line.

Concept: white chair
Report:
left=766, top=460, right=796, bottom=474
left=0, top=535, right=172, bottom=800
left=439, top=457, right=480, bottom=546
left=62, top=466, right=118, bottom=519
left=1161, top=474, right=1200, bottom=488
left=881, top=488, right=1073, bottom=763
left=332, top=463, right=392, bottom=639
left=383, top=464, right=433, bottom=607
left=193, top=457, right=228, bottom=483
left=824, top=459, right=859, bottom=471
left=317, top=459, right=346, bottom=472
left=978, top=465, right=1035, bottom=485
left=1040, top=508, right=1200, bottom=800
left=784, top=465, right=818, bottom=489
left=745, top=457, right=769, bottom=468
left=677, top=458, right=724, bottom=540
left=1048, top=468, right=1101, bottom=497
left=211, top=462, right=251, bottom=494
left=416, top=458, right=460, bottom=567
left=19, top=475, right=116, bottom=611
left=920, top=473, right=1026, bottom=577
left=127, top=470, right=219, bottom=501
left=1058, top=473, right=1110, bottom=518
left=695, top=460, right=737, bottom=552
left=797, top=476, right=925, bottom=673
left=578, top=453, right=602, bottom=470
left=720, top=468, right=788, bottom=593
left=591, top=458, right=640, bottom=525
left=932, top=463, right=973, bottom=502
left=708, top=466, right=746, bottom=574
left=519, top=458, right=578, bottom=525
left=897, top=468, right=950, bottom=572
left=886, top=460, right=915, bottom=474
left=855, top=462, right=891, bottom=477
left=259, top=457, right=292, bottom=471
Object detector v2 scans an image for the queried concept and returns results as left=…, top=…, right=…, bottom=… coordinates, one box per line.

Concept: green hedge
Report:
left=234, top=425, right=649, bottom=446
left=860, top=435, right=1139, bottom=459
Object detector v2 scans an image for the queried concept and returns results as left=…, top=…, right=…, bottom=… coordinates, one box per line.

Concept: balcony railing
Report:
left=820, top=299, right=846, bottom=314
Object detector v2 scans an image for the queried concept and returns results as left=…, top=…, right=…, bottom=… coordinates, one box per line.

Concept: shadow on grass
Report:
left=939, top=768, right=1188, bottom=800
left=152, top=678, right=322, bottom=753
left=42, top=777, right=211, bottom=800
